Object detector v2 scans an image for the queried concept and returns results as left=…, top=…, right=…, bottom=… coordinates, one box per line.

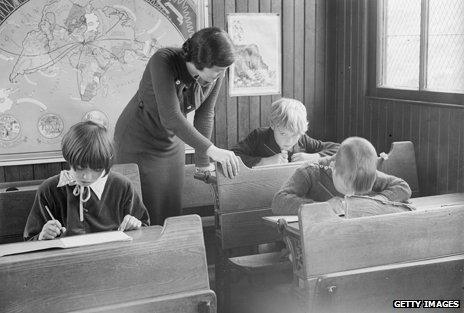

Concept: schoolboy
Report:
left=24, top=121, right=149, bottom=240
left=231, top=98, right=339, bottom=168
left=272, top=137, right=413, bottom=216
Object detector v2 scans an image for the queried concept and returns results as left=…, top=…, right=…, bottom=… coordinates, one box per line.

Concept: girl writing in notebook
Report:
left=24, top=121, right=149, bottom=240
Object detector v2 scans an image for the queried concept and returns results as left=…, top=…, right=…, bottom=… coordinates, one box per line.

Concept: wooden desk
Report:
left=264, top=194, right=464, bottom=312
left=409, top=193, right=464, bottom=210
left=0, top=215, right=215, bottom=313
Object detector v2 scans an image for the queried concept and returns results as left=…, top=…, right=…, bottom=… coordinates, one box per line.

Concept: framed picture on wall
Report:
left=0, top=0, right=207, bottom=165
left=227, top=13, right=281, bottom=97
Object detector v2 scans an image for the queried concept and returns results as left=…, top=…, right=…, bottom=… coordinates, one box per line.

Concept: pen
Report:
left=319, top=182, right=335, bottom=198
left=44, top=205, right=56, bottom=221
left=263, top=143, right=280, bottom=155
left=45, top=205, right=65, bottom=235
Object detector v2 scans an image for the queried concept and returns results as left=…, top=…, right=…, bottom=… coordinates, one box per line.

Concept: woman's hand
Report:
left=206, top=145, right=240, bottom=178
left=39, top=220, right=66, bottom=240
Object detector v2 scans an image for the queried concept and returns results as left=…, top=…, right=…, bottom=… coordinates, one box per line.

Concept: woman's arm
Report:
left=193, top=75, right=224, bottom=166
left=149, top=54, right=212, bottom=153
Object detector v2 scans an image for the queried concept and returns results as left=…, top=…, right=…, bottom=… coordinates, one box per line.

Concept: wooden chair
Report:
left=0, top=163, right=142, bottom=244
left=0, top=215, right=216, bottom=313
left=214, top=159, right=301, bottom=312
left=295, top=202, right=464, bottom=313
left=377, top=141, right=420, bottom=197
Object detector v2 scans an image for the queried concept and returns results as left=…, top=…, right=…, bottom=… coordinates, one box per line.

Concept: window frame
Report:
left=367, top=0, right=464, bottom=105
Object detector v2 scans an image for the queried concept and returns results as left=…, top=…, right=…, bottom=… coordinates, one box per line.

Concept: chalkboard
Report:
left=0, top=0, right=206, bottom=165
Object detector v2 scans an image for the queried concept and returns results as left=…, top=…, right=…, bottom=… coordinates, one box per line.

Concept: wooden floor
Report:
left=228, top=275, right=300, bottom=313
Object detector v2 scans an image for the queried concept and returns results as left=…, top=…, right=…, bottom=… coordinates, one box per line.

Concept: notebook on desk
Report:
left=0, top=231, right=132, bottom=257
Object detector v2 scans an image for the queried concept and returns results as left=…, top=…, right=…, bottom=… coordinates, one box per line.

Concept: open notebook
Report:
left=0, top=231, right=132, bottom=257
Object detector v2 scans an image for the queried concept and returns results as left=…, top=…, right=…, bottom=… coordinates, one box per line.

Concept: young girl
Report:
left=24, top=121, right=149, bottom=240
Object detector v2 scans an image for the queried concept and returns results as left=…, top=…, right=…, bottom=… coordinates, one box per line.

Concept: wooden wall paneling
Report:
left=211, top=0, right=227, bottom=149
left=378, top=101, right=388, bottom=153
left=402, top=102, right=412, bottom=141
left=409, top=104, right=420, bottom=149
left=459, top=112, right=464, bottom=192
left=385, top=100, right=395, bottom=148
left=3, top=166, right=20, bottom=182
left=349, top=0, right=359, bottom=137
left=428, top=106, right=440, bottom=195
left=224, top=0, right=238, bottom=148
left=418, top=106, right=430, bottom=195
left=270, top=0, right=282, bottom=105
left=259, top=0, right=272, bottom=127
left=370, top=99, right=378, bottom=148
left=446, top=109, right=460, bottom=192
left=32, top=164, right=49, bottom=181
left=334, top=0, right=463, bottom=195
left=325, top=0, right=337, bottom=141
left=236, top=0, right=251, bottom=142
left=335, top=0, right=346, bottom=140
left=282, top=0, right=294, bottom=98
left=18, top=165, right=34, bottom=181
left=293, top=0, right=305, bottom=103
left=314, top=0, right=327, bottom=139
left=343, top=0, right=352, bottom=137
left=356, top=0, right=365, bottom=137
left=248, top=0, right=261, bottom=132
left=304, top=0, right=316, bottom=137
left=437, top=109, right=450, bottom=194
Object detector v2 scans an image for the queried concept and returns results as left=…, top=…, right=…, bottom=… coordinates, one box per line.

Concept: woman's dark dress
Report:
left=114, top=48, right=223, bottom=225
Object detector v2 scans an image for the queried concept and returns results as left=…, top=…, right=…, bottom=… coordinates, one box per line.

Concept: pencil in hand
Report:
left=263, top=143, right=279, bottom=155
left=44, top=205, right=66, bottom=236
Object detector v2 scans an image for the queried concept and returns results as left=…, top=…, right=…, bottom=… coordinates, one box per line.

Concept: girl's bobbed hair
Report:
left=61, top=121, right=114, bottom=175
left=182, top=27, right=235, bottom=70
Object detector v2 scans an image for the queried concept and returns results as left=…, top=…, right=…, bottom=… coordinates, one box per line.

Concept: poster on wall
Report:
left=227, top=13, right=281, bottom=97
left=0, top=0, right=206, bottom=165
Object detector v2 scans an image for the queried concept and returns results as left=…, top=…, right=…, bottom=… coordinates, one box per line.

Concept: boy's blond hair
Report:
left=334, top=137, right=377, bottom=194
left=269, top=98, right=308, bottom=135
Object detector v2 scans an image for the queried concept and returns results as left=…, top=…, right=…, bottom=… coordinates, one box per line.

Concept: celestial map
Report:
left=82, top=109, right=109, bottom=129
left=37, top=113, right=64, bottom=139
left=0, top=0, right=203, bottom=162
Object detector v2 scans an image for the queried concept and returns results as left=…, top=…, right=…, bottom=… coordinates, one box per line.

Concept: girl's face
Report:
left=272, top=126, right=301, bottom=151
left=197, top=65, right=228, bottom=83
left=71, top=166, right=104, bottom=187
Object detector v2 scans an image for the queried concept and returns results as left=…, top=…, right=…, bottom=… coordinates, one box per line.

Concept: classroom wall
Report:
left=334, top=0, right=464, bottom=195
left=0, top=0, right=337, bottom=182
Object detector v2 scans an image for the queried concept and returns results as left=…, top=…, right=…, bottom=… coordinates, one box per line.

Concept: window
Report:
left=368, top=0, right=464, bottom=104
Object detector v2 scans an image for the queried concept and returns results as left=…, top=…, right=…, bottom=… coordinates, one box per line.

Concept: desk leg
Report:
left=214, top=237, right=231, bottom=313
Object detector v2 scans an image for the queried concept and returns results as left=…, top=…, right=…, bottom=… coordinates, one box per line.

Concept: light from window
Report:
left=378, top=0, right=464, bottom=93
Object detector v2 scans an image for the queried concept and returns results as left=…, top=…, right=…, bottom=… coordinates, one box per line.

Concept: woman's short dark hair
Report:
left=182, top=27, right=235, bottom=70
left=61, top=121, right=114, bottom=175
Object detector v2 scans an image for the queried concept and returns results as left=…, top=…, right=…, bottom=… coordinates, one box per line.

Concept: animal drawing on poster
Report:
left=228, top=13, right=281, bottom=96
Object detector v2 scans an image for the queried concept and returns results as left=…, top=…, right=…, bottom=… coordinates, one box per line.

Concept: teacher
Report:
left=114, top=27, right=240, bottom=225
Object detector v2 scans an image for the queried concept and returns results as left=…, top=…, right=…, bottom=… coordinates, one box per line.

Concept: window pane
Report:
left=427, top=0, right=464, bottom=92
left=380, top=0, right=421, bottom=89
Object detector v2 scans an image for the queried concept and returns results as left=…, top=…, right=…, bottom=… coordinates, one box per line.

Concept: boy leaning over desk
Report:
left=231, top=98, right=339, bottom=168
left=272, top=137, right=414, bottom=217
